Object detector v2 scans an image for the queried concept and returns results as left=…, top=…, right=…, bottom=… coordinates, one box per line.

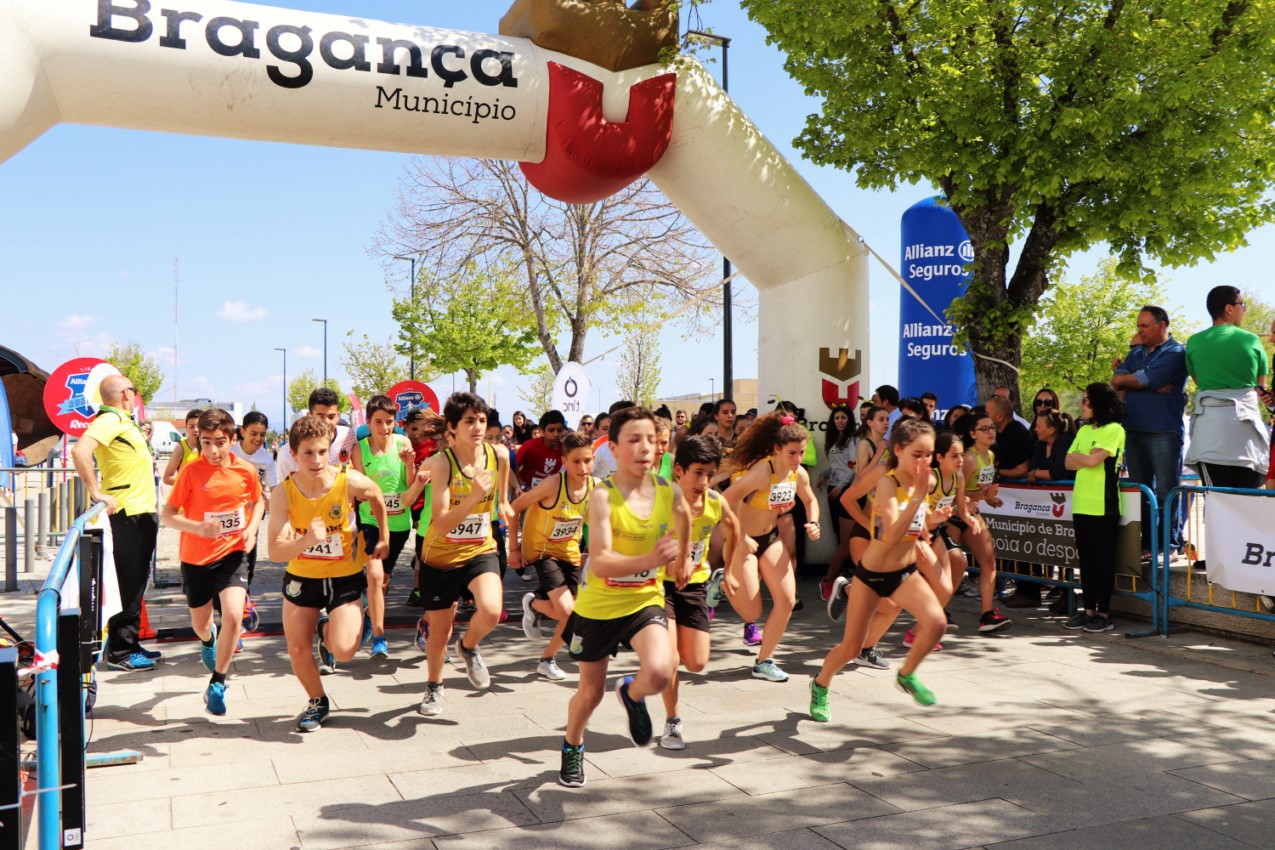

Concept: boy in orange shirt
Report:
left=161, top=409, right=264, bottom=716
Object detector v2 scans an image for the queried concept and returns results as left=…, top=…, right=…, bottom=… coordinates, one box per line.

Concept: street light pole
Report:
left=394, top=255, right=418, bottom=380
left=312, top=318, right=328, bottom=384
left=274, top=347, right=287, bottom=426
left=687, top=30, right=733, bottom=402
left=709, top=377, right=715, bottom=402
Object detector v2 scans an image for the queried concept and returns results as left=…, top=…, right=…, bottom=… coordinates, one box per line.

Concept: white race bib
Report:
left=907, top=503, right=928, bottom=537
left=768, top=481, right=796, bottom=511
left=446, top=513, right=491, bottom=543
left=301, top=533, right=344, bottom=560
left=548, top=518, right=583, bottom=542
left=606, top=567, right=657, bottom=588
left=689, top=540, right=707, bottom=566
left=936, top=494, right=956, bottom=511
left=978, top=465, right=996, bottom=486
left=209, top=507, right=245, bottom=538
left=384, top=492, right=404, bottom=515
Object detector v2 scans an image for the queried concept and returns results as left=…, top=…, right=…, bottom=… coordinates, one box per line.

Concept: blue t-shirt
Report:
left=1115, top=336, right=1188, bottom=434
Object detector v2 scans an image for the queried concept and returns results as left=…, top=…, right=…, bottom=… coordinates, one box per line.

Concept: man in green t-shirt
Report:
left=70, top=374, right=161, bottom=672
left=1184, top=286, right=1271, bottom=489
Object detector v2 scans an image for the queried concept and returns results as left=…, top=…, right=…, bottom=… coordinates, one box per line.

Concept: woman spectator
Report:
left=1031, top=388, right=1061, bottom=419
left=510, top=410, right=535, bottom=447
left=817, top=405, right=858, bottom=600
left=944, top=404, right=971, bottom=432
left=1064, top=382, right=1127, bottom=633
left=1027, top=410, right=1075, bottom=485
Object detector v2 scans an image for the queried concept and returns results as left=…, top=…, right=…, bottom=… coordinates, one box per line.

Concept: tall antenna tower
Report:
left=173, top=258, right=180, bottom=403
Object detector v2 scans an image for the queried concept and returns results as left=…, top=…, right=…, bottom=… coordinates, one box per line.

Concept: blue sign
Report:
left=0, top=381, right=12, bottom=489
left=899, top=197, right=978, bottom=416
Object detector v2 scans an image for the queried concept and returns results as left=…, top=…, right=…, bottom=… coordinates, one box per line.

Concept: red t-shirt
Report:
left=515, top=437, right=563, bottom=489
left=411, top=438, right=438, bottom=512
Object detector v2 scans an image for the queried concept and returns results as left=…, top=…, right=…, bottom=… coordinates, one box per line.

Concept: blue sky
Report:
left=2, top=0, right=1272, bottom=430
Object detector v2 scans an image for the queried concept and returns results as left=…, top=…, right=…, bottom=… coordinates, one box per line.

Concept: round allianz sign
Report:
left=43, top=357, right=123, bottom=435
left=551, top=362, right=591, bottom=429
left=387, top=380, right=441, bottom=419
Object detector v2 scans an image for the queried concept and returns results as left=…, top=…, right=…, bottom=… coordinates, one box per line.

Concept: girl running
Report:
left=948, top=411, right=1012, bottom=633
left=722, top=411, right=821, bottom=683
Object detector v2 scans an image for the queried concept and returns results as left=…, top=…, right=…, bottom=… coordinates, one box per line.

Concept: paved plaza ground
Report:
left=8, top=529, right=1275, bottom=849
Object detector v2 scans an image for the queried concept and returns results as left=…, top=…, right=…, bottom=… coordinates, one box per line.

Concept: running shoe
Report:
left=499, top=607, right=509, bottom=624
left=793, top=598, right=804, bottom=612
left=1083, top=616, right=1114, bottom=633
left=521, top=592, right=541, bottom=640
left=1063, top=612, right=1088, bottom=630
left=819, top=577, right=834, bottom=602
left=615, top=676, right=653, bottom=746
left=295, top=696, right=330, bottom=732
left=857, top=647, right=890, bottom=670
left=406, top=588, right=424, bottom=608
left=317, top=614, right=337, bottom=675
left=705, top=568, right=726, bottom=609
left=743, top=623, right=762, bottom=646
left=235, top=638, right=243, bottom=654
left=896, top=671, right=936, bottom=706
left=809, top=678, right=830, bottom=723
left=360, top=613, right=373, bottom=647
left=243, top=596, right=259, bottom=633
left=138, top=646, right=164, bottom=661
left=752, top=658, right=789, bottom=682
left=559, top=742, right=586, bottom=787
left=454, top=634, right=491, bottom=689
left=901, top=630, right=942, bottom=651
left=370, top=636, right=389, bottom=659
left=826, top=576, right=850, bottom=621
left=204, top=681, right=228, bottom=717
left=945, top=610, right=959, bottom=631
left=106, top=652, right=157, bottom=672
left=457, top=599, right=477, bottom=618
left=199, top=622, right=218, bottom=673
left=537, top=658, right=566, bottom=681
left=418, top=682, right=445, bottom=716
left=414, top=617, right=429, bottom=654
left=959, top=579, right=981, bottom=597
left=660, top=717, right=685, bottom=751
left=978, top=609, right=1012, bottom=633
left=521, top=570, right=535, bottom=583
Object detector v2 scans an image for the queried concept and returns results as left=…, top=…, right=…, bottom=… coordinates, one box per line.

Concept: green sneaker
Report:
left=809, top=678, right=831, bottom=723
left=896, top=672, right=936, bottom=707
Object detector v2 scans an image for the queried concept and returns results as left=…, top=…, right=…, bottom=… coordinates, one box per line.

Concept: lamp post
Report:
left=312, top=318, right=328, bottom=384
left=687, top=29, right=733, bottom=402
left=394, top=255, right=418, bottom=380
left=275, top=347, right=287, bottom=425
left=709, top=377, right=715, bottom=403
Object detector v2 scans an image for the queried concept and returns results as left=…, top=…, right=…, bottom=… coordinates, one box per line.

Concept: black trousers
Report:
left=1074, top=513, right=1118, bottom=615
left=1199, top=462, right=1264, bottom=490
left=106, top=511, right=159, bottom=662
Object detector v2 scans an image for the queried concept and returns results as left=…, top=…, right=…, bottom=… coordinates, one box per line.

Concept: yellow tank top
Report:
left=521, top=472, right=593, bottom=565
left=671, top=488, right=722, bottom=585
left=966, top=448, right=997, bottom=492
left=419, top=444, right=498, bottom=569
left=180, top=436, right=199, bottom=466
left=575, top=473, right=673, bottom=620
left=743, top=458, right=798, bottom=513
left=927, top=470, right=958, bottom=512
left=871, top=472, right=928, bottom=541
left=283, top=466, right=364, bottom=579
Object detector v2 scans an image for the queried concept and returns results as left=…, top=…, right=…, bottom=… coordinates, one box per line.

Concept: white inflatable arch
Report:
left=1, top=0, right=869, bottom=436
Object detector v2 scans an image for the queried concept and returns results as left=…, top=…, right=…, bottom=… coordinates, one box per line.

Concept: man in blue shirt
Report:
left=1112, top=305, right=1188, bottom=556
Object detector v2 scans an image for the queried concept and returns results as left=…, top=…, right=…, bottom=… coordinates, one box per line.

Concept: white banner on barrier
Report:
left=1204, top=492, right=1275, bottom=595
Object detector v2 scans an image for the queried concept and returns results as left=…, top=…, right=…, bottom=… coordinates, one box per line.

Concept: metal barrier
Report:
left=33, top=502, right=105, bottom=850
left=1160, top=485, right=1275, bottom=636
left=0, top=466, right=86, bottom=593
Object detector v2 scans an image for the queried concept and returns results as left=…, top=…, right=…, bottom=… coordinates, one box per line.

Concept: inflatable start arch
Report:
left=0, top=0, right=869, bottom=426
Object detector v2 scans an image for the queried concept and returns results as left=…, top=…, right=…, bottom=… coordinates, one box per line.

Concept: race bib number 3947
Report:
left=447, top=513, right=491, bottom=543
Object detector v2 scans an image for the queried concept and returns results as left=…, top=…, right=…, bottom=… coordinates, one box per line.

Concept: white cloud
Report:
left=147, top=346, right=184, bottom=368
left=294, top=345, right=323, bottom=358
left=56, top=314, right=97, bottom=331
left=216, top=300, right=267, bottom=322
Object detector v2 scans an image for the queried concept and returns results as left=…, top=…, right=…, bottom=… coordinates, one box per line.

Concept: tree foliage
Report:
left=373, top=158, right=718, bottom=373
left=516, top=361, right=558, bottom=415
left=741, top=0, right=1275, bottom=405
left=615, top=331, right=662, bottom=406
left=392, top=264, right=540, bottom=393
left=105, top=342, right=164, bottom=404
left=288, top=369, right=347, bottom=415
left=339, top=332, right=412, bottom=400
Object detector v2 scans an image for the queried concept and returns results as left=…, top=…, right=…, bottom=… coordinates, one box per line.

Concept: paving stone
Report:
left=849, top=758, right=1078, bottom=814
left=84, top=796, right=171, bottom=839
left=84, top=816, right=298, bottom=850
left=1172, top=757, right=1275, bottom=801
left=1020, top=737, right=1239, bottom=781
left=272, top=741, right=478, bottom=785
left=1177, top=798, right=1275, bottom=847
left=292, top=790, right=538, bottom=849
left=583, top=733, right=790, bottom=779
left=984, top=813, right=1254, bottom=849
left=86, top=757, right=278, bottom=804
left=432, top=810, right=690, bottom=849
left=170, top=774, right=402, bottom=829
left=516, top=766, right=743, bottom=823
left=710, top=747, right=925, bottom=795
left=657, top=782, right=898, bottom=841
left=882, top=728, right=1079, bottom=770
left=816, top=798, right=1055, bottom=850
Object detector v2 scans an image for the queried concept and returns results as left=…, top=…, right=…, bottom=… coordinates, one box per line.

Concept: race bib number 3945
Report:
left=383, top=492, right=404, bottom=515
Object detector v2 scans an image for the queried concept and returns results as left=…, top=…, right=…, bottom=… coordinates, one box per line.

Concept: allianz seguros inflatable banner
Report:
left=898, top=197, right=978, bottom=415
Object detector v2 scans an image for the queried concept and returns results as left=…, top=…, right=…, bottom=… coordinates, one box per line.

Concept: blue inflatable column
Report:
left=899, top=197, right=978, bottom=417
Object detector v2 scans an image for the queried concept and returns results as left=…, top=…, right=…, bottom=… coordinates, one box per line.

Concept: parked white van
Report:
left=150, top=425, right=183, bottom=457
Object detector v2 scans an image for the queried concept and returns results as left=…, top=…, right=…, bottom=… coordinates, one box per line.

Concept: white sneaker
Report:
left=521, top=592, right=540, bottom=641
left=660, top=717, right=685, bottom=750
left=537, top=658, right=567, bottom=681
left=418, top=682, right=444, bottom=716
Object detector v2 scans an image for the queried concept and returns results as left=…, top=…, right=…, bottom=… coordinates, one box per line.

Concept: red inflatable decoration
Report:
left=520, top=63, right=676, bottom=204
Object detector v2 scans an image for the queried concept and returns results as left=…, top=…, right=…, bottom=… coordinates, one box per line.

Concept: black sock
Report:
left=201, top=633, right=215, bottom=648
left=210, top=671, right=226, bottom=686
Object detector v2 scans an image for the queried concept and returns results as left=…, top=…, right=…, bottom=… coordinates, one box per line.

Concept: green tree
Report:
left=393, top=264, right=539, bottom=393
left=104, top=341, right=163, bottom=404
left=288, top=369, right=347, bottom=414
left=339, top=332, right=414, bottom=399
left=615, top=331, right=662, bottom=406
left=517, top=361, right=558, bottom=414
left=741, top=0, right=1275, bottom=405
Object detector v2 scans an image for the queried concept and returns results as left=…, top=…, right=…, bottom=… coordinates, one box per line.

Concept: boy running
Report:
left=558, top=407, right=692, bottom=787
left=267, top=414, right=390, bottom=732
left=160, top=409, right=263, bottom=716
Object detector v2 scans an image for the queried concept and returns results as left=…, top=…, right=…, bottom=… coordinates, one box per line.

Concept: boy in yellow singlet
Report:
left=510, top=431, right=597, bottom=681
left=659, top=435, right=743, bottom=750
left=415, top=393, right=514, bottom=717
left=267, top=414, right=391, bottom=733
left=162, top=408, right=204, bottom=487
left=558, top=407, right=692, bottom=788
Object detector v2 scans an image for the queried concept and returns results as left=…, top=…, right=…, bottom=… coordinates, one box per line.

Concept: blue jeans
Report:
left=1123, top=430, right=1183, bottom=552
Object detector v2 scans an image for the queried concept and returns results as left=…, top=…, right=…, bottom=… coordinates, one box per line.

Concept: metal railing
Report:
left=0, top=466, right=88, bottom=592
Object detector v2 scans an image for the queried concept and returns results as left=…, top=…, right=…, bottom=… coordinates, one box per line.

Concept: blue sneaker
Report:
left=705, top=568, right=726, bottom=609
left=370, top=635, right=389, bottom=659
left=204, top=681, right=228, bottom=716
left=138, top=646, right=163, bottom=661
left=317, top=614, right=336, bottom=674
left=295, top=696, right=329, bottom=732
left=106, top=652, right=157, bottom=672
left=361, top=613, right=373, bottom=647
left=414, top=618, right=429, bottom=654
left=615, top=675, right=652, bottom=746
left=200, top=623, right=218, bottom=673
